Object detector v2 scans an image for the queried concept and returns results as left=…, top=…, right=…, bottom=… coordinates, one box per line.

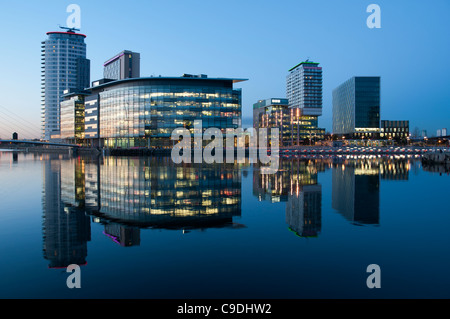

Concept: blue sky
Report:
left=0, top=0, right=449, bottom=139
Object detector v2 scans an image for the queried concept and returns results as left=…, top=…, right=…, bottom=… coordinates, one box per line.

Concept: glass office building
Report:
left=381, top=120, right=409, bottom=143
left=288, top=107, right=325, bottom=145
left=41, top=31, right=90, bottom=141
left=60, top=93, right=87, bottom=143
left=253, top=98, right=325, bottom=146
left=332, top=76, right=380, bottom=138
left=286, top=60, right=323, bottom=116
left=253, top=98, right=290, bottom=146
left=103, top=50, right=140, bottom=80
left=283, top=60, right=326, bottom=144
left=85, top=75, right=244, bottom=148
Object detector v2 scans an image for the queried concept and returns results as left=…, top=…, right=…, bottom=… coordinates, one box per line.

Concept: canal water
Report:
left=0, top=151, right=449, bottom=298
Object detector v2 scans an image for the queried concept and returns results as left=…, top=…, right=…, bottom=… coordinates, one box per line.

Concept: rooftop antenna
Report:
left=58, top=25, right=80, bottom=33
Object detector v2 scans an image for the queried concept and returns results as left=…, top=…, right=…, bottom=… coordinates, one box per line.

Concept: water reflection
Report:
left=42, top=156, right=91, bottom=269
left=253, top=159, right=328, bottom=237
left=42, top=154, right=417, bottom=268
left=332, top=158, right=380, bottom=226
left=95, top=157, right=242, bottom=230
left=380, top=157, right=410, bottom=180
left=253, top=159, right=327, bottom=203
left=252, top=156, right=414, bottom=233
left=42, top=156, right=243, bottom=265
left=286, top=184, right=322, bottom=238
left=331, top=157, right=414, bottom=226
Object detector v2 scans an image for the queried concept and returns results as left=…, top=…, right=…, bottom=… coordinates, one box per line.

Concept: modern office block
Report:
left=288, top=107, right=326, bottom=145
left=60, top=92, right=88, bottom=143
left=84, top=94, right=100, bottom=147
left=332, top=76, right=380, bottom=138
left=83, top=74, right=244, bottom=148
left=253, top=98, right=290, bottom=146
left=381, top=120, right=409, bottom=142
left=286, top=60, right=323, bottom=116
left=41, top=31, right=90, bottom=141
left=103, top=50, right=140, bottom=80
left=253, top=98, right=325, bottom=146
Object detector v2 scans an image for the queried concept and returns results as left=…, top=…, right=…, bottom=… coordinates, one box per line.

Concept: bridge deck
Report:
left=0, top=140, right=80, bottom=148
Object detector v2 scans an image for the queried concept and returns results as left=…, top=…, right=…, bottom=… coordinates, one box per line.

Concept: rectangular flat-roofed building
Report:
left=332, top=76, right=380, bottom=138
left=103, top=50, right=140, bottom=80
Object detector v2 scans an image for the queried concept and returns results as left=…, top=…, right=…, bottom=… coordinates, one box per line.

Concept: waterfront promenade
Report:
left=1, top=145, right=449, bottom=157
left=274, top=146, right=449, bottom=156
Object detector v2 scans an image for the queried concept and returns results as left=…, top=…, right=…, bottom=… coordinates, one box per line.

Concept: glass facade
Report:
left=253, top=98, right=325, bottom=146
left=84, top=95, right=99, bottom=146
left=87, top=77, right=243, bottom=148
left=380, top=120, right=409, bottom=142
left=288, top=108, right=325, bottom=145
left=332, top=76, right=380, bottom=138
left=60, top=95, right=85, bottom=143
left=354, top=77, right=380, bottom=132
left=103, top=50, right=140, bottom=80
left=286, top=61, right=323, bottom=116
left=103, top=59, right=121, bottom=80
left=41, top=32, right=90, bottom=141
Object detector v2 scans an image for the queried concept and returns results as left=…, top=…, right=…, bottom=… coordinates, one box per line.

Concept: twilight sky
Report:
left=0, top=0, right=449, bottom=139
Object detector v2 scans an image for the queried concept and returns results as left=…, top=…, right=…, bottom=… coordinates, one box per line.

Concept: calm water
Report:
left=0, top=151, right=449, bottom=299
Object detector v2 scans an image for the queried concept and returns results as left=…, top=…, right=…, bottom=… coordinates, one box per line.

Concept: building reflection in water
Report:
left=332, top=158, right=380, bottom=226
left=332, top=156, right=412, bottom=226
left=42, top=155, right=91, bottom=269
left=253, top=158, right=327, bottom=238
left=380, top=157, right=410, bottom=181
left=94, top=157, right=242, bottom=232
left=42, top=153, right=414, bottom=261
left=42, top=155, right=243, bottom=258
left=286, top=184, right=322, bottom=238
left=253, top=156, right=413, bottom=235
